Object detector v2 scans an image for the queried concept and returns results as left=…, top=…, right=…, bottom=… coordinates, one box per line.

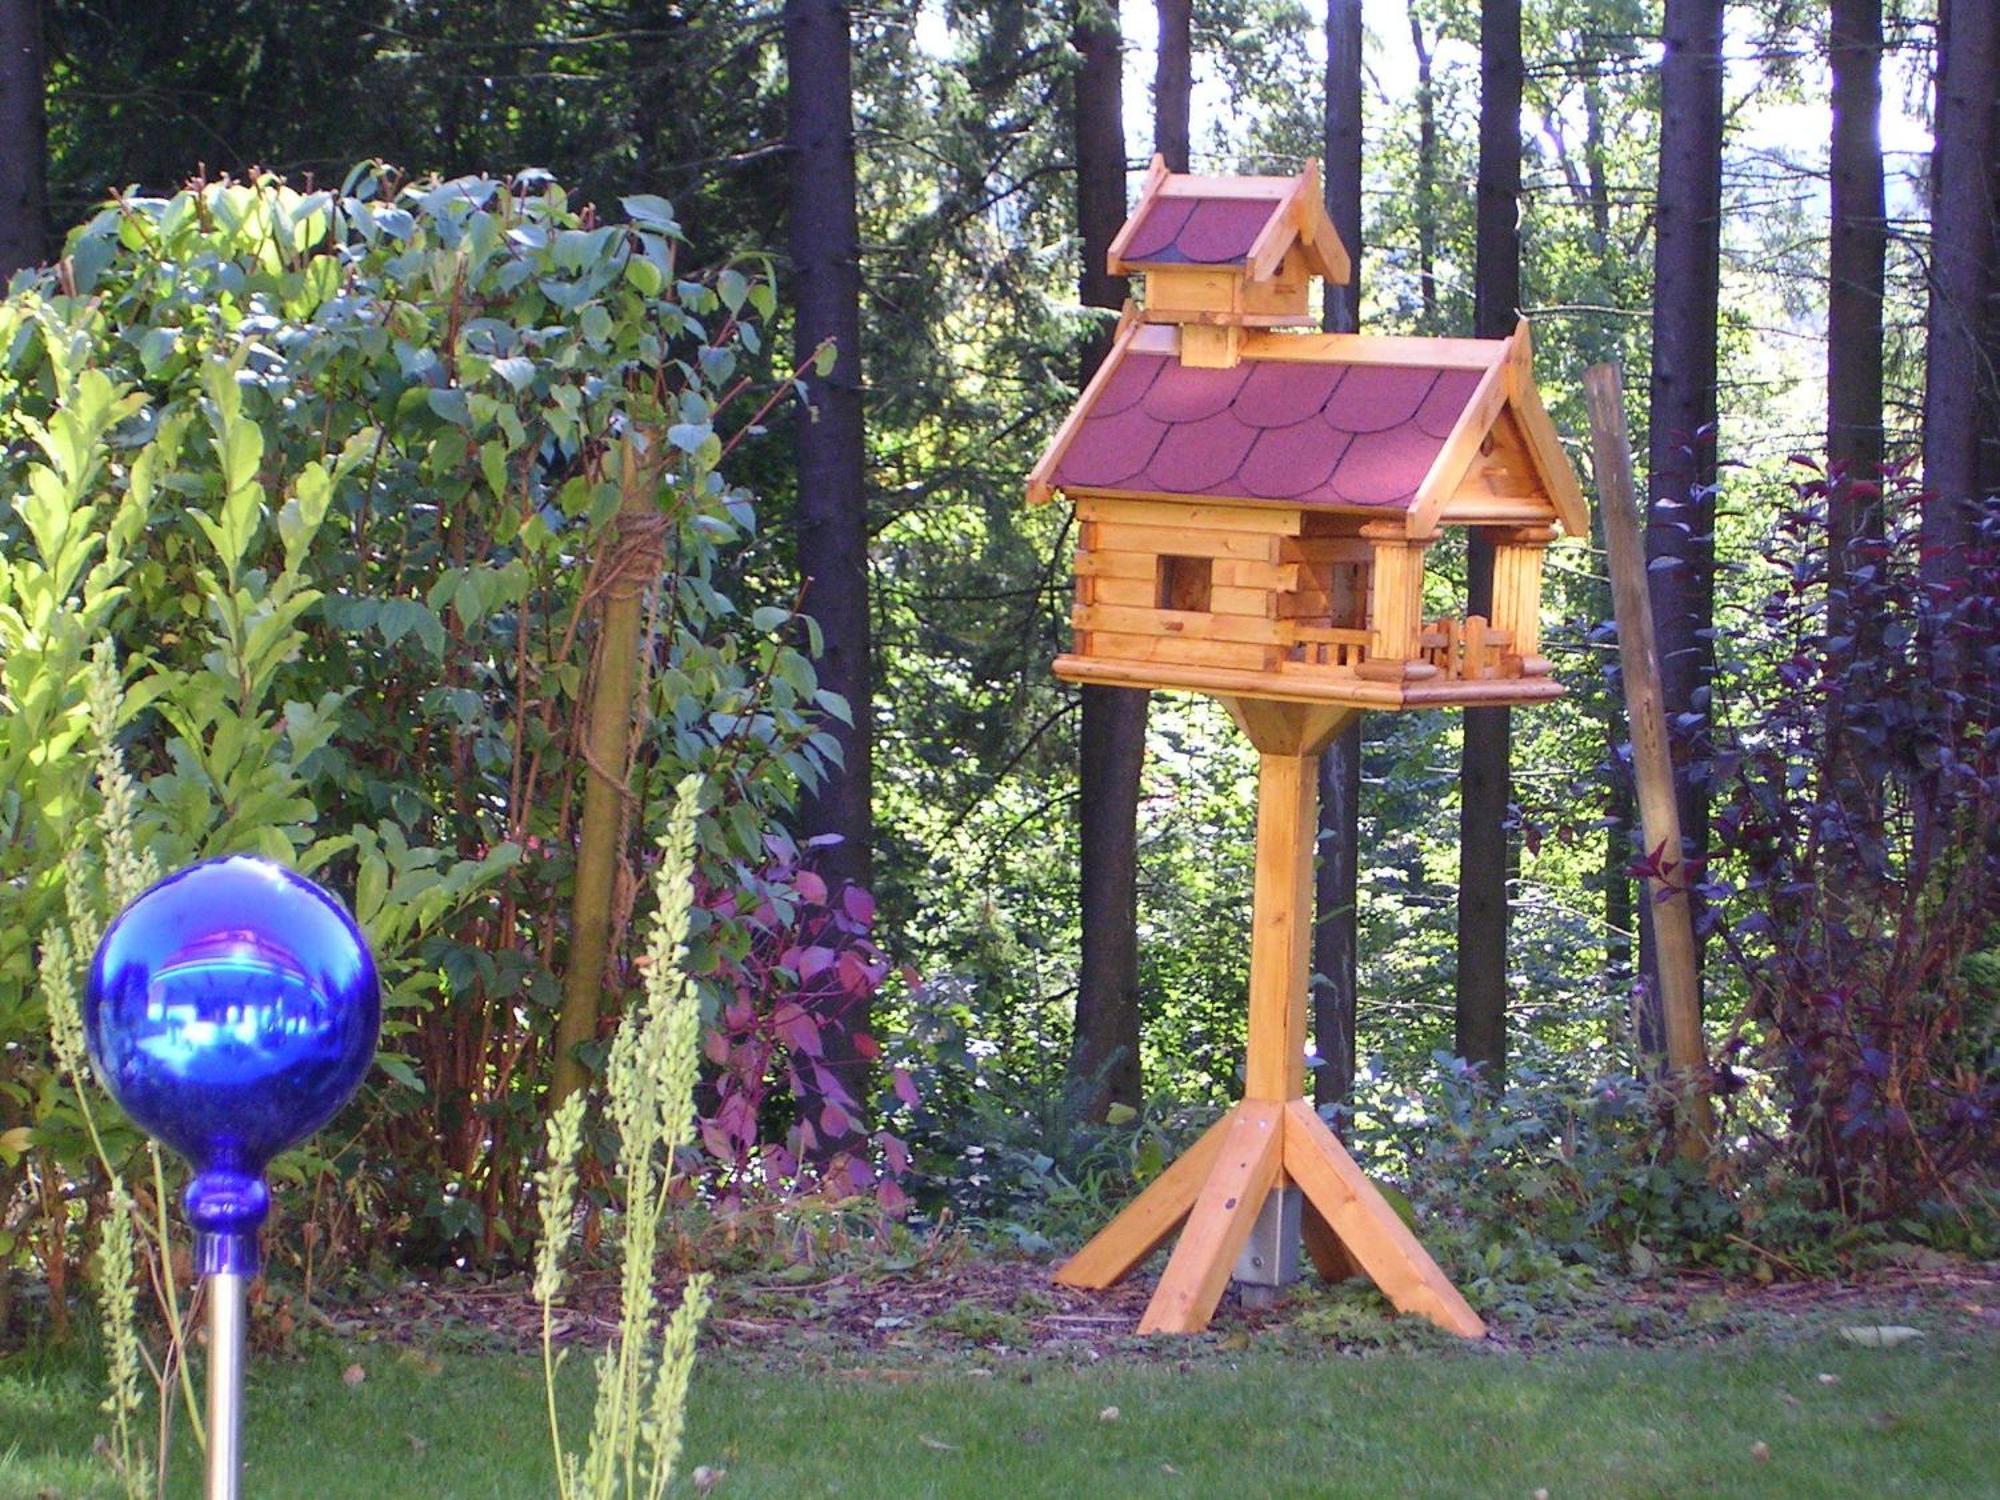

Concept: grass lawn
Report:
left=4, top=1323, right=1995, bottom=1498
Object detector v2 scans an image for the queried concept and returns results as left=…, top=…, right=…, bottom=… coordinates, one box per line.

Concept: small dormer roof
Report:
left=1107, top=158, right=1351, bottom=286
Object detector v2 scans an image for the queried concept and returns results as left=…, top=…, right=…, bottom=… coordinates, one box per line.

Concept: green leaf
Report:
left=427, top=387, right=472, bottom=427
left=667, top=422, right=713, bottom=454
left=620, top=194, right=679, bottom=232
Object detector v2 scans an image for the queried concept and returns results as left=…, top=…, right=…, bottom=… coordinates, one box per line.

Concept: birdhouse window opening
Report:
left=1156, top=554, right=1213, bottom=613
left=1319, top=561, right=1370, bottom=632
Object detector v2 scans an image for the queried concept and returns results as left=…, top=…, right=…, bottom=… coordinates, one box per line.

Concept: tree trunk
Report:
left=1313, top=0, right=1365, bottom=1118
left=1827, top=0, right=1886, bottom=514
left=1921, top=0, right=2000, bottom=577
left=551, top=444, right=661, bottom=1106
left=0, top=0, right=46, bottom=278
left=1154, top=0, right=1192, bottom=172
left=1408, top=3, right=1438, bottom=330
left=1069, top=7, right=1145, bottom=1119
left=787, top=0, right=873, bottom=1148
left=1638, top=0, right=1725, bottom=1051
left=1457, top=0, right=1523, bottom=1086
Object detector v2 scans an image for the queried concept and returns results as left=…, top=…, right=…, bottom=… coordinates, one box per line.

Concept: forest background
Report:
left=0, top=0, right=1994, bottom=1323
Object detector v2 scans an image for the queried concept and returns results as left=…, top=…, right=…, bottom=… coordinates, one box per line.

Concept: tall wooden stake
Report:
left=551, top=439, right=657, bottom=1105
left=1584, top=364, right=1713, bottom=1160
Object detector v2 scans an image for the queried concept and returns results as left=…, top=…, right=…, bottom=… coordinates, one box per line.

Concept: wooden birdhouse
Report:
left=1028, top=159, right=1588, bottom=713
left=1030, top=161, right=1593, bottom=1344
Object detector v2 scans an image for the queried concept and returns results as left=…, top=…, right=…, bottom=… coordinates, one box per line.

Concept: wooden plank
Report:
left=1246, top=178, right=1306, bottom=280
left=1155, top=175, right=1293, bottom=200
left=1399, top=676, right=1564, bottom=706
left=1076, top=551, right=1298, bottom=590
left=1053, top=651, right=1409, bottom=706
left=1104, top=153, right=1172, bottom=271
left=1238, top=331, right=1505, bottom=370
left=1242, top=749, right=1318, bottom=1099
left=1073, top=604, right=1289, bottom=646
left=1510, top=321, right=1591, bottom=536
left=1088, top=576, right=1274, bottom=617
left=1435, top=496, right=1557, bottom=524
left=1284, top=161, right=1352, bottom=284
left=1137, top=1102, right=1284, bottom=1334
left=1091, top=522, right=1281, bottom=561
left=1281, top=1101, right=1487, bottom=1338
left=1407, top=340, right=1514, bottom=537
left=1079, top=497, right=1303, bottom=535
left=1145, top=267, right=1244, bottom=317
left=1279, top=535, right=1372, bottom=564
left=1053, top=1114, right=1233, bottom=1289
left=1584, top=363, right=1712, bottom=1160
left=1082, top=631, right=1276, bottom=672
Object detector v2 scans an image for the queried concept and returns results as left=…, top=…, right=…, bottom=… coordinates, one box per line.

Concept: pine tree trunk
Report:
left=1069, top=7, right=1146, bottom=1119
left=786, top=0, right=874, bottom=1147
left=1458, top=0, right=1522, bottom=1086
left=1313, top=0, right=1365, bottom=1117
left=0, top=0, right=45, bottom=278
left=1638, top=0, right=1725, bottom=1054
left=1827, top=0, right=1886, bottom=509
left=1154, top=0, right=1192, bottom=172
left=1408, top=3, right=1438, bottom=330
left=1921, top=0, right=2000, bottom=579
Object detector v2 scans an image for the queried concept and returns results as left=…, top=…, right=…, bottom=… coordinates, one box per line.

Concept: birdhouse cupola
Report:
left=1028, top=161, right=1589, bottom=713
left=1109, top=157, right=1351, bottom=369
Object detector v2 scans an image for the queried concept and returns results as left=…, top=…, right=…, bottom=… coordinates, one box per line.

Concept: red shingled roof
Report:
left=1050, top=350, right=1483, bottom=510
left=1120, top=195, right=1282, bottom=267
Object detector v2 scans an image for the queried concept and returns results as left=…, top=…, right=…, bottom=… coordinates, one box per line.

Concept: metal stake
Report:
left=207, top=1271, right=244, bottom=1500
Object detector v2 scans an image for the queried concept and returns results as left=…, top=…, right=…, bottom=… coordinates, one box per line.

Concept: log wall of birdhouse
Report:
left=1141, top=245, right=1315, bottom=327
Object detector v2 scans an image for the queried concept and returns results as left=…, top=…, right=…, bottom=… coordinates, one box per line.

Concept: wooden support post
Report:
left=1244, top=749, right=1317, bottom=1100
left=1583, top=364, right=1714, bottom=1161
left=1054, top=698, right=1485, bottom=1337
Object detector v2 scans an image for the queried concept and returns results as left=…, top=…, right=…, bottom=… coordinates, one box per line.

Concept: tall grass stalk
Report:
left=40, top=646, right=202, bottom=1497
left=536, top=776, right=712, bottom=1500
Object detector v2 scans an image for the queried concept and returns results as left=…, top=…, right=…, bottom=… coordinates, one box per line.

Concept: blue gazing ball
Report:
left=85, top=856, right=380, bottom=1272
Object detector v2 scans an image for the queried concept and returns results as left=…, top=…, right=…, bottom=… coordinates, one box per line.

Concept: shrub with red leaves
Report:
left=692, top=834, right=914, bottom=1215
left=1705, top=461, right=1998, bottom=1220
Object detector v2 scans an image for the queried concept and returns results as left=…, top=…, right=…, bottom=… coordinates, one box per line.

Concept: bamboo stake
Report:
left=1582, top=363, right=1714, bottom=1161
left=551, top=438, right=658, bottom=1105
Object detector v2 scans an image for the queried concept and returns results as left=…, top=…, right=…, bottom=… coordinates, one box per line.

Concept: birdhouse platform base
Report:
left=1051, top=698, right=1486, bottom=1339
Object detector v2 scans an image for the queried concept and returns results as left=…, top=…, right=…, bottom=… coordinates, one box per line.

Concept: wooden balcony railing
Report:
left=1289, top=625, right=1372, bottom=671
left=1419, top=614, right=1516, bottom=681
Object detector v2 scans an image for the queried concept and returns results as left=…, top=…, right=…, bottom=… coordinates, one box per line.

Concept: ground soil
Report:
left=315, top=1248, right=2000, bottom=1370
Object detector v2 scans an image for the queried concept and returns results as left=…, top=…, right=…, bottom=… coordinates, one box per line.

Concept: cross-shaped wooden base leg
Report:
left=1054, top=1099, right=1485, bottom=1337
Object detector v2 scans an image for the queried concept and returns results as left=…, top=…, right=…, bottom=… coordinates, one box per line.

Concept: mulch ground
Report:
left=315, top=1249, right=2000, bottom=1369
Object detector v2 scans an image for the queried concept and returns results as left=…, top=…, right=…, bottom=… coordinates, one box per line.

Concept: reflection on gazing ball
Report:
left=84, top=856, right=379, bottom=1263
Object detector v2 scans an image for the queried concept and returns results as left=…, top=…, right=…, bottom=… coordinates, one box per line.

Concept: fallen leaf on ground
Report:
left=342, top=1364, right=366, bottom=1387
left=1099, top=1405, right=1120, bottom=1422
left=1751, top=1441, right=1771, bottom=1462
